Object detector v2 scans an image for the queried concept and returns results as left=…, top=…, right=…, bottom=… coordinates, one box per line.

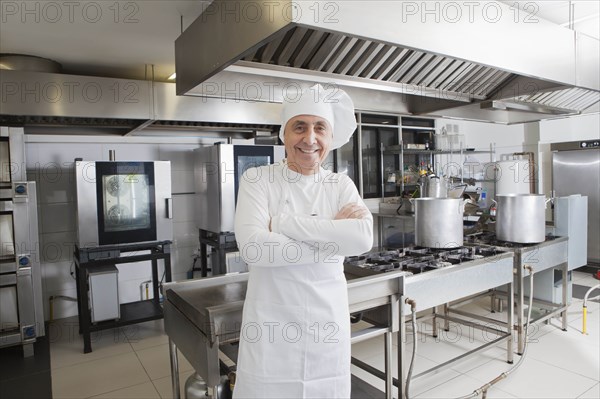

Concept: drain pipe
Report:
left=404, top=298, right=418, bottom=399
left=139, top=280, right=152, bottom=300
left=582, top=284, right=600, bottom=335
left=455, top=265, right=536, bottom=399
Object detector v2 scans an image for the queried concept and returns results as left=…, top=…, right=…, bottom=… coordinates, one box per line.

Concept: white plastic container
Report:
left=494, top=160, right=531, bottom=195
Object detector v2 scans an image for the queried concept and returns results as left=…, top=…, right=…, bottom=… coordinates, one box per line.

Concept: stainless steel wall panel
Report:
left=75, top=162, right=100, bottom=247
left=154, top=81, right=280, bottom=124
left=0, top=71, right=152, bottom=120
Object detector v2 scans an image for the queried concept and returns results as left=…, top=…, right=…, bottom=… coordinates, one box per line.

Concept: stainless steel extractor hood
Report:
left=175, top=0, right=599, bottom=124
left=0, top=69, right=281, bottom=136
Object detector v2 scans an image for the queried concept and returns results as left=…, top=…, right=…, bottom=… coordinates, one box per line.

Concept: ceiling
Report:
left=1, top=1, right=598, bottom=83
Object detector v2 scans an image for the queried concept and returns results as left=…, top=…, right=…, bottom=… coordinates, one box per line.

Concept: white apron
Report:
left=233, top=262, right=351, bottom=398
left=233, top=164, right=372, bottom=398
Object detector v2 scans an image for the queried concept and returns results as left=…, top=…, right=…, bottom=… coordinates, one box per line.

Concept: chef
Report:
left=233, top=84, right=373, bottom=398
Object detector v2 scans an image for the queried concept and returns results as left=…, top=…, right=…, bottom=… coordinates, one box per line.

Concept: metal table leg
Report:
left=169, top=338, right=181, bottom=399
left=398, top=297, right=407, bottom=399
left=507, top=281, right=514, bottom=364
left=384, top=332, right=393, bottom=399
left=516, top=261, right=525, bottom=355
left=561, top=262, right=569, bottom=331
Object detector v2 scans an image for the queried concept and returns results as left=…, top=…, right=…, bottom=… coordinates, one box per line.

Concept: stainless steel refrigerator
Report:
left=552, top=140, right=600, bottom=266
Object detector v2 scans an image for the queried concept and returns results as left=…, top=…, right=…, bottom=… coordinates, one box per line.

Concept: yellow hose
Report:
left=582, top=306, right=587, bottom=335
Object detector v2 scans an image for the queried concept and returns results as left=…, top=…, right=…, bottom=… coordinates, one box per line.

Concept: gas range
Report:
left=464, top=232, right=561, bottom=249
left=344, top=245, right=505, bottom=278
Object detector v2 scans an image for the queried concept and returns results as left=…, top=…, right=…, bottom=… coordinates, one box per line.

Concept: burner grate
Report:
left=344, top=245, right=504, bottom=276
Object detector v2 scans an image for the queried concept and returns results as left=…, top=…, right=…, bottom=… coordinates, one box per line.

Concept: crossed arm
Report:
left=234, top=173, right=373, bottom=267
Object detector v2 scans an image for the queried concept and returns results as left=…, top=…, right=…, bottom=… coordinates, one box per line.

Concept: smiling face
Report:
left=283, top=115, right=333, bottom=175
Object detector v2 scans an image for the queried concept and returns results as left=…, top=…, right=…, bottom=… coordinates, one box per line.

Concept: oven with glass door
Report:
left=194, top=144, right=285, bottom=233
left=74, top=161, right=173, bottom=248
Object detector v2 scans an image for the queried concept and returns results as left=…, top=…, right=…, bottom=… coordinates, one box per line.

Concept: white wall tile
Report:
left=173, top=220, right=198, bottom=247
left=46, top=288, right=79, bottom=320
left=100, top=144, right=159, bottom=161
left=118, top=277, right=156, bottom=303
left=169, top=245, right=197, bottom=277
left=171, top=170, right=195, bottom=194
left=40, top=202, right=76, bottom=233
left=31, top=143, right=102, bottom=167
left=172, top=194, right=197, bottom=223
left=40, top=231, right=77, bottom=263
left=34, top=167, right=75, bottom=204
left=42, top=261, right=76, bottom=293
left=158, top=144, right=198, bottom=171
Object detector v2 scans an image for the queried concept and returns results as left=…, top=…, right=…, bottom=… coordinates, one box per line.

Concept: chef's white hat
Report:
left=279, top=84, right=357, bottom=150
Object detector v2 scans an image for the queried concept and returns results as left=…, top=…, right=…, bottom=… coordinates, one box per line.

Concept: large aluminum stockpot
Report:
left=495, top=194, right=548, bottom=243
left=414, top=198, right=465, bottom=248
left=420, top=175, right=447, bottom=198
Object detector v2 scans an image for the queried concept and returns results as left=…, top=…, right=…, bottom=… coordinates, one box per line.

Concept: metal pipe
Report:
left=583, top=284, right=600, bottom=335
left=109, top=150, right=116, bottom=161
left=454, top=265, right=536, bottom=399
left=140, top=280, right=152, bottom=300
left=404, top=298, right=417, bottom=399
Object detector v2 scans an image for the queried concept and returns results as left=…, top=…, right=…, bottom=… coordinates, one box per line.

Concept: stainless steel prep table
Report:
left=163, top=271, right=405, bottom=399
left=486, top=236, right=570, bottom=354
left=164, top=249, right=516, bottom=399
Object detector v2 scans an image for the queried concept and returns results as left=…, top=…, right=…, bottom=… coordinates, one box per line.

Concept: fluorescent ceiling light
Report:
left=168, top=72, right=176, bottom=80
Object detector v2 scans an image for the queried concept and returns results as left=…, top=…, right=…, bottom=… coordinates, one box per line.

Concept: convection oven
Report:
left=74, top=161, right=173, bottom=248
left=194, top=144, right=285, bottom=233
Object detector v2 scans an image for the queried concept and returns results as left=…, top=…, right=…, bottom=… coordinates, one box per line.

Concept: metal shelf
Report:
left=88, top=300, right=163, bottom=332
left=381, top=143, right=496, bottom=196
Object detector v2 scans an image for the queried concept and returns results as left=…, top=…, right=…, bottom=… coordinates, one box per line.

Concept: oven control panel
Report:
left=580, top=140, right=600, bottom=148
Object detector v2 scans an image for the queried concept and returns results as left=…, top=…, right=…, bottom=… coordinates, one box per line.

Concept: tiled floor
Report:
left=47, top=270, right=600, bottom=398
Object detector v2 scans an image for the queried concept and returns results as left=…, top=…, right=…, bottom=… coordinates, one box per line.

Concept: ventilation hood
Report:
left=175, top=0, right=599, bottom=124
left=0, top=69, right=281, bottom=136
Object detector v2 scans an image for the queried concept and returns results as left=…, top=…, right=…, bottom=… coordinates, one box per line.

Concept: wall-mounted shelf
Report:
left=382, top=143, right=496, bottom=196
